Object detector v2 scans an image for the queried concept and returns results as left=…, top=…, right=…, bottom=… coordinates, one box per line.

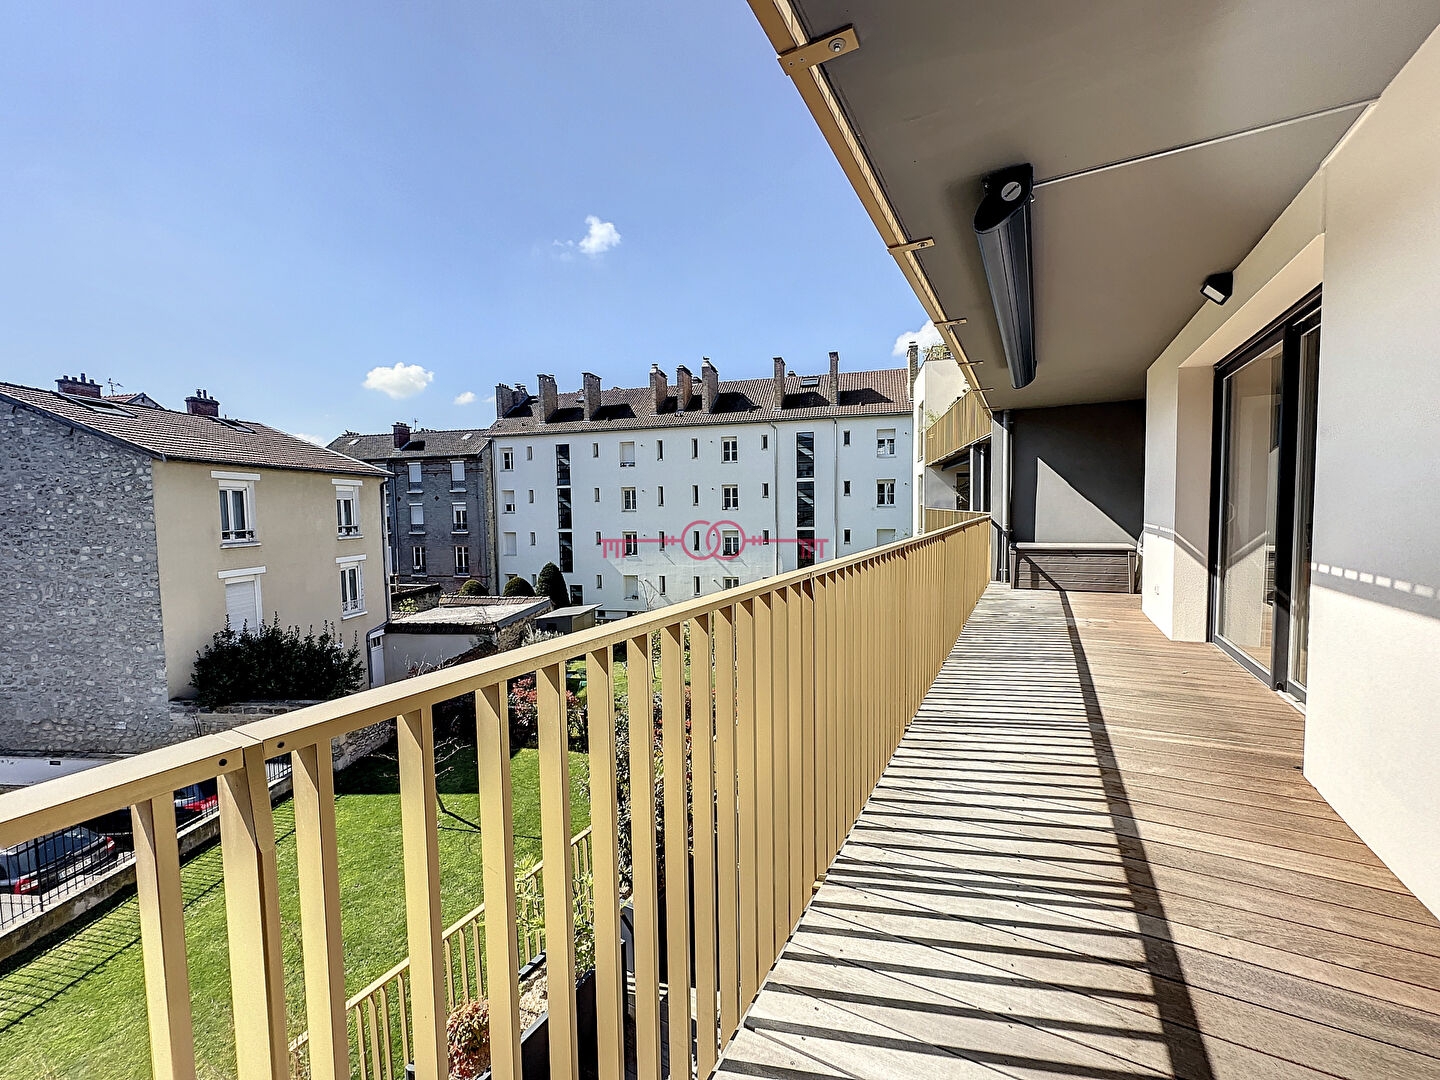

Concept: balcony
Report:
left=925, top=391, right=991, bottom=468
left=4, top=518, right=1439, bottom=1080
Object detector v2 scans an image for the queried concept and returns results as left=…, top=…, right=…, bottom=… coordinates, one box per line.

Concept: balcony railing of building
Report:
left=924, top=390, right=991, bottom=467
left=0, top=516, right=991, bottom=1080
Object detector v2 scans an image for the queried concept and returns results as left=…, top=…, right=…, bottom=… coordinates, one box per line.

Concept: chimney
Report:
left=512, top=382, right=529, bottom=410
left=675, top=365, right=694, bottom=411
left=827, top=351, right=841, bottom=404
left=495, top=383, right=515, bottom=419
left=582, top=372, right=602, bottom=420
left=772, top=357, right=786, bottom=410
left=56, top=372, right=102, bottom=398
left=701, top=358, right=720, bottom=413
left=537, top=374, right=558, bottom=422
left=392, top=421, right=411, bottom=449
left=907, top=341, right=920, bottom=389
left=649, top=364, right=668, bottom=413
left=185, top=389, right=220, bottom=417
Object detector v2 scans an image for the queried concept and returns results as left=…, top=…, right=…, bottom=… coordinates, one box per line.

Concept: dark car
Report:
left=173, top=779, right=219, bottom=823
left=0, top=827, right=117, bottom=895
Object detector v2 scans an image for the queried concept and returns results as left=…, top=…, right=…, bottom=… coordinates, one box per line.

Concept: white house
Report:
left=487, top=355, right=913, bottom=619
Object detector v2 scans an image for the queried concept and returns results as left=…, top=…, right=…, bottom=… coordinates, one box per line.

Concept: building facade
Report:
left=0, top=377, right=387, bottom=754
left=332, top=424, right=497, bottom=597
left=487, top=356, right=912, bottom=620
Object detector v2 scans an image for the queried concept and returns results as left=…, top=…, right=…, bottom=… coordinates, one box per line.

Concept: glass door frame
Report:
left=1207, top=288, right=1321, bottom=692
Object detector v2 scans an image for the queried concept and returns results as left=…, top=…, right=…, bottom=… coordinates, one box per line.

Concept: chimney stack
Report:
left=495, top=383, right=515, bottom=419
left=907, top=341, right=920, bottom=389
left=827, top=351, right=841, bottom=404
left=701, top=358, right=720, bottom=413
left=392, top=421, right=411, bottom=449
left=56, top=373, right=102, bottom=399
left=772, top=357, right=786, bottom=410
left=582, top=372, right=602, bottom=420
left=649, top=364, right=668, bottom=413
left=537, top=374, right=558, bottom=422
left=676, top=365, right=694, bottom=411
left=185, top=389, right=220, bottom=417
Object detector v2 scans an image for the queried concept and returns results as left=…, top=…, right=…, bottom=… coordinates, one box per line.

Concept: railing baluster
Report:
left=132, top=794, right=197, bottom=1080
left=771, top=586, right=792, bottom=945
left=690, top=613, right=719, bottom=1078
left=800, top=580, right=817, bottom=893
left=753, top=593, right=776, bottom=969
left=586, top=646, right=625, bottom=1080
left=398, top=706, right=448, bottom=1080
left=714, top=604, right=741, bottom=1042
left=475, top=683, right=522, bottom=1080
left=219, top=742, right=288, bottom=1080
left=629, top=632, right=663, bottom=1080
left=293, top=742, right=350, bottom=1080
left=735, top=599, right=759, bottom=1008
left=661, top=623, right=692, bottom=1078
left=538, top=661, right=579, bottom=1079
left=786, top=583, right=805, bottom=926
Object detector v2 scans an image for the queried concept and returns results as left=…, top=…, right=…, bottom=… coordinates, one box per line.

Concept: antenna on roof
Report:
left=107, top=379, right=124, bottom=394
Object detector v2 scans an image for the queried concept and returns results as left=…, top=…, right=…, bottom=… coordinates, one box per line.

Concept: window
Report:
left=620, top=441, right=636, bottom=467
left=528, top=489, right=535, bottom=504
left=555, top=444, right=570, bottom=486
left=722, top=530, right=740, bottom=557
left=595, top=531, right=602, bottom=546
left=570, top=584, right=584, bottom=605
left=722, top=437, right=738, bottom=463
left=450, top=460, right=466, bottom=487
left=502, top=532, right=517, bottom=556
left=877, top=480, right=896, bottom=506
left=412, top=546, right=427, bottom=574
left=452, top=504, right=468, bottom=531
left=761, top=434, right=768, bottom=450
left=877, top=429, right=897, bottom=457
left=692, top=484, right=700, bottom=506
left=502, top=490, right=516, bottom=513
left=762, top=482, right=769, bottom=499
left=223, top=572, right=263, bottom=631
left=722, top=485, right=739, bottom=511
left=500, top=449, right=514, bottom=471
left=526, top=446, right=533, bottom=461
left=693, top=576, right=701, bottom=594
left=410, top=504, right=425, bottom=531
left=621, top=487, right=637, bottom=512
left=797, top=481, right=815, bottom=528
left=596, top=574, right=603, bottom=588
left=692, top=530, right=701, bottom=553
left=592, top=442, right=599, bottom=458
left=658, top=575, right=667, bottom=595
left=409, top=461, right=423, bottom=489
left=559, top=533, right=573, bottom=573
left=842, top=430, right=851, bottom=447
left=218, top=482, right=255, bottom=543
left=335, top=486, right=359, bottom=538
left=877, top=528, right=896, bottom=545
left=594, top=487, right=601, bottom=503
left=762, top=529, right=770, bottom=545
left=454, top=546, right=470, bottom=576
left=843, top=528, right=851, bottom=545
left=843, top=480, right=851, bottom=496
left=722, top=576, right=740, bottom=590
left=796, top=432, right=815, bottom=478
left=657, top=486, right=665, bottom=507
left=557, top=488, right=572, bottom=529
left=623, top=575, right=639, bottom=599
left=691, top=438, right=699, bottom=459
left=530, top=532, right=537, bottom=546
left=798, top=529, right=816, bottom=568
left=656, top=439, right=664, bottom=460
left=623, top=531, right=638, bottom=557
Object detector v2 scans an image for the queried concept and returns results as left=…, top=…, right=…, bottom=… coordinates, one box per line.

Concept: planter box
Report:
left=477, top=960, right=598, bottom=1080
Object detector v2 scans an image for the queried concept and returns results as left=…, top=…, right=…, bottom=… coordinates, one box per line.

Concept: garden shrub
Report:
left=192, top=618, right=364, bottom=707
left=536, top=562, right=570, bottom=612
left=446, top=999, right=491, bottom=1079
left=458, top=578, right=487, bottom=597
left=502, top=576, right=535, bottom=597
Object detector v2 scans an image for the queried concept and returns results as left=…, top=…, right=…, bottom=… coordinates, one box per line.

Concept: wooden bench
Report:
left=1009, top=541, right=1138, bottom=593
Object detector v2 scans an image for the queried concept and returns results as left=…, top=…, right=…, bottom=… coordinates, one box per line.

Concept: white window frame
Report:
left=877, top=479, right=896, bottom=507
left=623, top=531, right=639, bottom=557
left=337, top=555, right=366, bottom=618
left=721, top=530, right=741, bottom=557
left=721, top=436, right=738, bottom=463
left=502, top=490, right=516, bottom=514
left=450, top=460, right=466, bottom=488
left=877, top=429, right=897, bottom=457
left=409, top=503, right=425, bottom=531
left=412, top=546, right=427, bottom=574
left=454, top=545, right=470, bottom=576
left=214, top=471, right=259, bottom=546
left=333, top=480, right=361, bottom=539
left=407, top=461, right=423, bottom=490
left=722, top=576, right=740, bottom=590
left=623, top=574, right=640, bottom=600
left=621, top=487, right=637, bottom=512
left=502, top=532, right=518, bottom=556
left=721, top=484, right=739, bottom=511
left=453, top=503, right=468, bottom=532
left=218, top=565, right=265, bottom=630
left=619, top=441, right=636, bottom=467
left=500, top=448, right=515, bottom=471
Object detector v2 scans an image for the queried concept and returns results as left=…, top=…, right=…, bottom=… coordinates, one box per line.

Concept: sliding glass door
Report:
left=1211, top=294, right=1320, bottom=696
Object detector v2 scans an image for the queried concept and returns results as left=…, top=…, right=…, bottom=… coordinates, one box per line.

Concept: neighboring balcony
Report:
left=3, top=516, right=1439, bottom=1080
left=925, top=391, right=991, bottom=468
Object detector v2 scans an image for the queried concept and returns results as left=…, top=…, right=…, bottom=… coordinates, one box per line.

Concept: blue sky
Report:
left=0, top=2, right=936, bottom=442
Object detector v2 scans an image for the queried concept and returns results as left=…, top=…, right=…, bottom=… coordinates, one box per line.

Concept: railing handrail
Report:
left=0, top=518, right=990, bottom=848
left=924, top=391, right=992, bottom=466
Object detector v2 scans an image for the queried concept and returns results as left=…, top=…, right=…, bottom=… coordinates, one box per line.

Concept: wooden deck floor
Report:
left=716, top=586, right=1440, bottom=1080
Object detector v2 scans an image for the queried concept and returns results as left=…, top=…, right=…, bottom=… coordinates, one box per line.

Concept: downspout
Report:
left=830, top=418, right=840, bottom=557
left=769, top=422, right=781, bottom=575
left=998, top=409, right=1014, bottom=582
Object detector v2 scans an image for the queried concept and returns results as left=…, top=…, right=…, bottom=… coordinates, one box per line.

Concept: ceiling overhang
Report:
left=748, top=1, right=1440, bottom=410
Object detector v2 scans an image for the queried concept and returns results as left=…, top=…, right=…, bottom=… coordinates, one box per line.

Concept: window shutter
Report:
left=226, top=580, right=259, bottom=631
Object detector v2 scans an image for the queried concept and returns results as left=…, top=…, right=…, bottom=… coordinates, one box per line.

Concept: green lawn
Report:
left=0, top=743, right=591, bottom=1080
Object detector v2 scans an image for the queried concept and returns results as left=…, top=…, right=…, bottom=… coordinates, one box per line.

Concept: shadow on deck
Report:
left=717, top=586, right=1440, bottom=1079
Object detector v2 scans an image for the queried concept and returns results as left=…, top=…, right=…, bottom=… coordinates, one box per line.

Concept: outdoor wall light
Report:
left=973, top=163, right=1036, bottom=390
left=1201, top=271, right=1234, bottom=305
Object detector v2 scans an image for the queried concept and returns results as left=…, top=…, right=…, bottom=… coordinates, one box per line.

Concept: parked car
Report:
left=0, top=827, right=118, bottom=895
left=173, top=779, right=219, bottom=823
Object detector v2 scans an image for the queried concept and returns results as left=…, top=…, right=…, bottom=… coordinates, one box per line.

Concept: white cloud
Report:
left=453, top=390, right=477, bottom=406
left=293, top=432, right=327, bottom=446
left=555, top=214, right=621, bottom=259
left=892, top=320, right=943, bottom=358
left=363, top=362, right=434, bottom=400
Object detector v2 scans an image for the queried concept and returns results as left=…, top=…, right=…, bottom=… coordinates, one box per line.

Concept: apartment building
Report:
left=0, top=376, right=387, bottom=754
left=487, top=356, right=912, bottom=619
left=330, top=424, right=496, bottom=594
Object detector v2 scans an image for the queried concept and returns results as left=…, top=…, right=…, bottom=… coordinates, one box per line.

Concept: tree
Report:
left=536, top=562, right=570, bottom=611
left=458, top=578, right=487, bottom=597
left=502, top=576, right=535, bottom=597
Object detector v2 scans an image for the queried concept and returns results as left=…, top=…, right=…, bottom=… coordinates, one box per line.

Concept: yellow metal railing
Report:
left=923, top=508, right=988, bottom=535
left=288, top=829, right=593, bottom=1079
left=0, top=518, right=991, bottom=1080
left=924, top=390, right=991, bottom=466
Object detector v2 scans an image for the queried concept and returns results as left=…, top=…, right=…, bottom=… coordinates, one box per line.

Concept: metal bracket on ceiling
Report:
left=778, top=27, right=859, bottom=76
left=887, top=237, right=935, bottom=257
left=936, top=317, right=967, bottom=328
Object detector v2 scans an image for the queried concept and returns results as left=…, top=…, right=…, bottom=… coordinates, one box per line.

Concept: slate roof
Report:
left=0, top=383, right=383, bottom=477
left=331, top=427, right=491, bottom=461
left=489, top=368, right=911, bottom=436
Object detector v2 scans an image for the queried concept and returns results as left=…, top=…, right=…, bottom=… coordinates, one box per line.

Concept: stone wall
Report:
left=0, top=409, right=171, bottom=753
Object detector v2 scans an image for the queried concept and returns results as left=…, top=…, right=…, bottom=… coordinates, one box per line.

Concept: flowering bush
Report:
left=507, top=673, right=583, bottom=748
left=446, top=998, right=491, bottom=1079
left=191, top=618, right=363, bottom=708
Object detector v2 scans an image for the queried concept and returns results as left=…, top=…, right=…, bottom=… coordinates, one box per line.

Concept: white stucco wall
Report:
left=1140, top=24, right=1440, bottom=913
